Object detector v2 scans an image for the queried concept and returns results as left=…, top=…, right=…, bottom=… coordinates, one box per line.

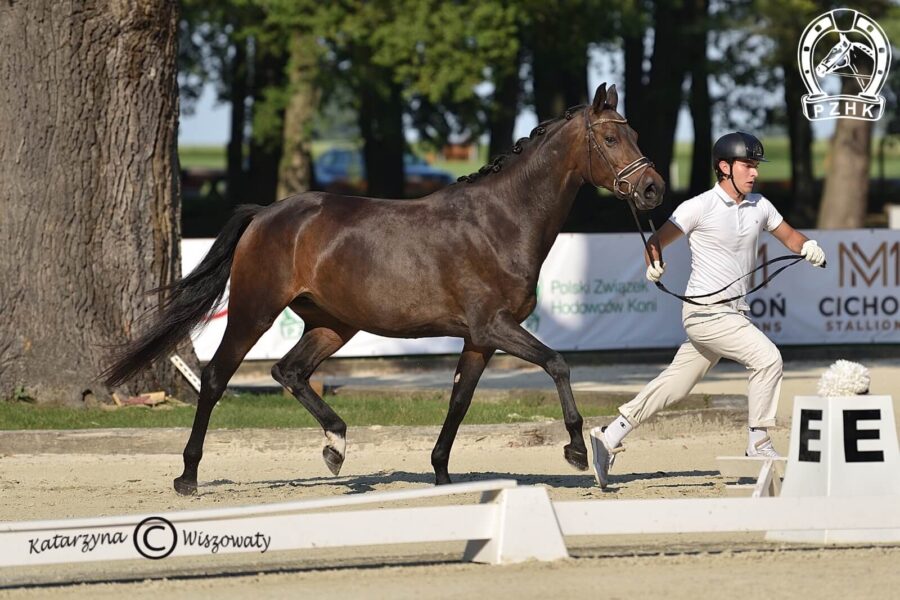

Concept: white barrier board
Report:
left=183, top=229, right=900, bottom=360
left=0, top=480, right=520, bottom=567
left=5, top=485, right=900, bottom=572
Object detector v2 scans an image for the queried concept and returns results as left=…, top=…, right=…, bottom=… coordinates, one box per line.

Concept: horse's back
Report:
left=229, top=186, right=532, bottom=337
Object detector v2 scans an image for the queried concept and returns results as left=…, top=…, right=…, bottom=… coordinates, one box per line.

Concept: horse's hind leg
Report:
left=174, top=311, right=280, bottom=496
left=271, top=318, right=357, bottom=476
left=472, top=311, right=588, bottom=471
left=431, top=343, right=494, bottom=485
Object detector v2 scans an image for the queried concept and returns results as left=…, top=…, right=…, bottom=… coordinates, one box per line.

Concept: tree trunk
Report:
left=640, top=0, right=691, bottom=187
left=226, top=34, right=249, bottom=206
left=488, top=59, right=521, bottom=160
left=687, top=0, right=711, bottom=196
left=623, top=32, right=647, bottom=135
left=359, top=73, right=405, bottom=198
left=532, top=38, right=588, bottom=122
left=817, top=102, right=873, bottom=228
left=783, top=56, right=816, bottom=224
left=247, top=37, right=287, bottom=205
left=561, top=50, right=589, bottom=110
left=0, top=0, right=195, bottom=404
left=277, top=31, right=319, bottom=200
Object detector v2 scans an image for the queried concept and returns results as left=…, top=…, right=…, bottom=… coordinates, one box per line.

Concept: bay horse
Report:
left=104, top=83, right=665, bottom=495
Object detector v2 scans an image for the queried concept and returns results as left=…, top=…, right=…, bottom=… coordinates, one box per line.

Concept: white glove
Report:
left=801, top=239, right=825, bottom=267
left=646, top=260, right=665, bottom=282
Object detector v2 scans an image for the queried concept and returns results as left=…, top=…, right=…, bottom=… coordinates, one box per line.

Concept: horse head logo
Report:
left=798, top=9, right=890, bottom=121
left=815, top=32, right=876, bottom=90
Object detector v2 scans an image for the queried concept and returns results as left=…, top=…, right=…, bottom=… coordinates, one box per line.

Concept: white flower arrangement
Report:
left=817, top=360, right=871, bottom=397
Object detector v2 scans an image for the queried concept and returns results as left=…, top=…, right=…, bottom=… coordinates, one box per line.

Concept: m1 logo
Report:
left=798, top=408, right=885, bottom=463
left=838, top=241, right=900, bottom=288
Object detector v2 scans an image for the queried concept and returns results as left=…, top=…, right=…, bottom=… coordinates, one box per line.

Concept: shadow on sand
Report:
left=201, top=468, right=721, bottom=495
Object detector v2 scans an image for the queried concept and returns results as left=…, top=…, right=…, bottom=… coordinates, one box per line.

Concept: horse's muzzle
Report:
left=634, top=175, right=665, bottom=211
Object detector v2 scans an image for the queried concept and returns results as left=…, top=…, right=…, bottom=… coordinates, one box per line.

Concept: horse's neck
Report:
left=491, top=130, right=583, bottom=259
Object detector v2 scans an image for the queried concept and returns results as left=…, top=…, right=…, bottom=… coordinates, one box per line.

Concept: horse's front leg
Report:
left=471, top=311, right=588, bottom=471
left=431, top=343, right=495, bottom=485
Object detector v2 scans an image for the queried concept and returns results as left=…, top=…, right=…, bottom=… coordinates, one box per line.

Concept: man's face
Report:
left=720, top=159, right=759, bottom=194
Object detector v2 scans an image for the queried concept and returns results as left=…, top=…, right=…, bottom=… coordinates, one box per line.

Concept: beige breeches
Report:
left=619, top=303, right=782, bottom=428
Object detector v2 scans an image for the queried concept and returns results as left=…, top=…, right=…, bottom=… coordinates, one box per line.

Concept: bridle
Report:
left=583, top=107, right=654, bottom=202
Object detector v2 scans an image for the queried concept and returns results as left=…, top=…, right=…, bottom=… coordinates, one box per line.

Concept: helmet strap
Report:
left=724, top=159, right=745, bottom=200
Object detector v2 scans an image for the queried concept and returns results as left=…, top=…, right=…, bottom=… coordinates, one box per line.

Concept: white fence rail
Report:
left=554, top=495, right=900, bottom=536
left=3, top=481, right=899, bottom=569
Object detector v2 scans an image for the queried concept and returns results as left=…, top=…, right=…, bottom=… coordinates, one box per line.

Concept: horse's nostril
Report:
left=644, top=184, right=657, bottom=200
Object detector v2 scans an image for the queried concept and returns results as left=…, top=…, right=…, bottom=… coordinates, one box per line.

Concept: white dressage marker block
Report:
left=464, top=486, right=568, bottom=564
left=767, top=395, right=900, bottom=543
left=716, top=456, right=786, bottom=498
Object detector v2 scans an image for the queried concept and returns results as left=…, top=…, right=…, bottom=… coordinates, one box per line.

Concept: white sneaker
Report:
left=746, top=435, right=780, bottom=458
left=590, top=426, right=625, bottom=488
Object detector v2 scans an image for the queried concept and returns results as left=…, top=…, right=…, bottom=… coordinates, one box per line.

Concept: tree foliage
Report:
left=178, top=0, right=896, bottom=218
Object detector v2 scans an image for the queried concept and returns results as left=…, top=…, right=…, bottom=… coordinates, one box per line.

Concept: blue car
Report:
left=314, top=148, right=455, bottom=197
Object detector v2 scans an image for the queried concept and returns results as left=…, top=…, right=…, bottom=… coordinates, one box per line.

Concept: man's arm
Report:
left=645, top=220, right=684, bottom=265
left=770, top=221, right=826, bottom=267
left=769, top=221, right=807, bottom=253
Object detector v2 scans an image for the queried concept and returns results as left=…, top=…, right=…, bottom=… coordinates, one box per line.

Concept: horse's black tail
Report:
left=102, top=204, right=263, bottom=388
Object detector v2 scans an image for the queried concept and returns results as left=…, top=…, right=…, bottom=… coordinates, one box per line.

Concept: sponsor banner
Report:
left=183, top=230, right=900, bottom=361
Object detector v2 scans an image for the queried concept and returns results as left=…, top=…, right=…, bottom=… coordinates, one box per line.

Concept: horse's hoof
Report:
left=323, top=445, right=344, bottom=476
left=173, top=476, right=197, bottom=496
left=564, top=445, right=589, bottom=471
left=323, top=431, right=346, bottom=476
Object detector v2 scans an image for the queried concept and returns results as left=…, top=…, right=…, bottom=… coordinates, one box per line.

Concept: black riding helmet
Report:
left=712, top=131, right=768, bottom=180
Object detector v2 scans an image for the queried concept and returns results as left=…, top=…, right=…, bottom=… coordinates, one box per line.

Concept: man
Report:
left=590, top=131, right=826, bottom=489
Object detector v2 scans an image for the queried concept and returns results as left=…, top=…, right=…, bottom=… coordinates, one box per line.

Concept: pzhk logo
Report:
left=797, top=9, right=891, bottom=121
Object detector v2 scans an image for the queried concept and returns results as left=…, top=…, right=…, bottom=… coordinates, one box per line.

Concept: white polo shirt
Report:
left=668, top=183, right=784, bottom=310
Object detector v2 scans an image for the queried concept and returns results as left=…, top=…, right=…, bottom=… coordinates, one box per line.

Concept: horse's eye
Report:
left=604, top=136, right=616, bottom=145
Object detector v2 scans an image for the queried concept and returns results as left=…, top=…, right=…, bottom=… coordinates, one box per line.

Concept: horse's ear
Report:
left=591, top=83, right=608, bottom=113
left=606, top=84, right=618, bottom=111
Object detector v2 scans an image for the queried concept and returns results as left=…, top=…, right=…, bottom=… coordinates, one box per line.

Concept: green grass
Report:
left=179, top=146, right=226, bottom=169
left=0, top=393, right=620, bottom=431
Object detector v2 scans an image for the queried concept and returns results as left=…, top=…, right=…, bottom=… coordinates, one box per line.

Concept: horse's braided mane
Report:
left=457, top=104, right=586, bottom=183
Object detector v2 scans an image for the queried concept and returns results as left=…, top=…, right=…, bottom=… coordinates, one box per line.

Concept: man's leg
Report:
left=592, top=340, right=719, bottom=487
left=618, top=341, right=721, bottom=426
left=683, top=308, right=781, bottom=428
left=683, top=307, right=782, bottom=454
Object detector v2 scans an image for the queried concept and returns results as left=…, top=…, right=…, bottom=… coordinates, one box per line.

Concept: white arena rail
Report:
left=3, top=483, right=900, bottom=569
left=0, top=479, right=528, bottom=568
left=7, top=480, right=900, bottom=567
left=553, top=496, right=900, bottom=537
